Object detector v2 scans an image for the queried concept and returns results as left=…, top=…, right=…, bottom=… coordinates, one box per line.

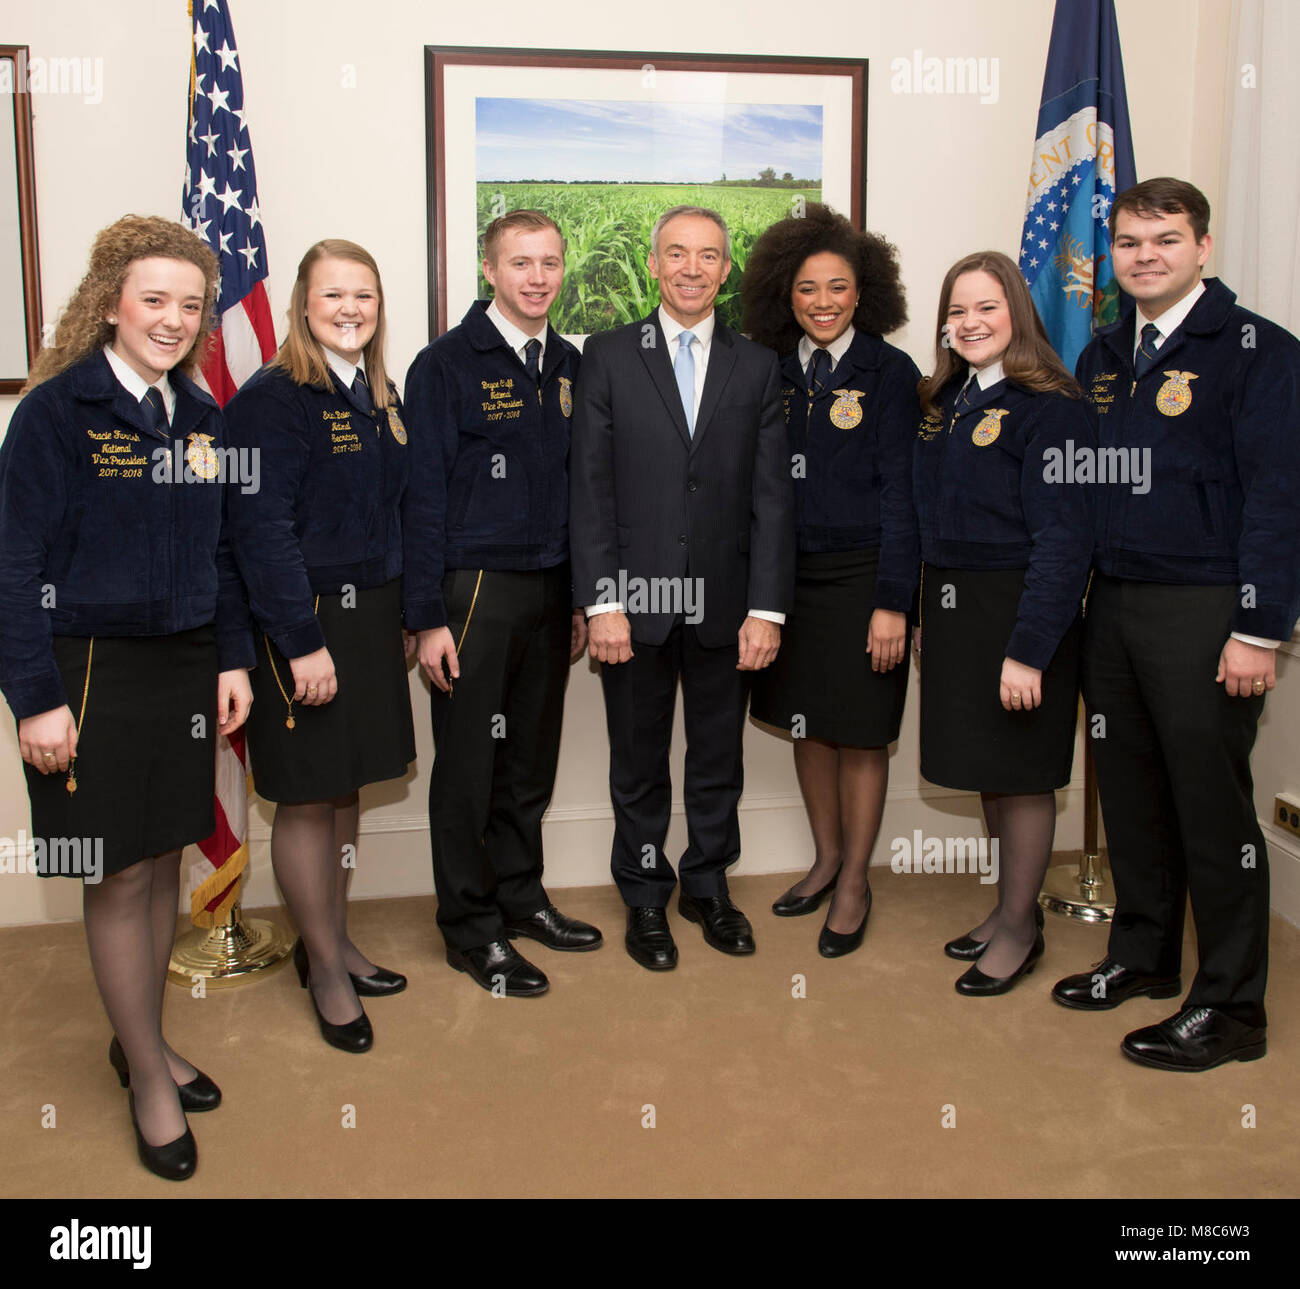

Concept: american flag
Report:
left=182, top=0, right=275, bottom=926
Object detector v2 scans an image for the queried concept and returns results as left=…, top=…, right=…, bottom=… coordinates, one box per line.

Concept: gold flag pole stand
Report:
left=169, top=871, right=294, bottom=988
left=1040, top=736, right=1115, bottom=923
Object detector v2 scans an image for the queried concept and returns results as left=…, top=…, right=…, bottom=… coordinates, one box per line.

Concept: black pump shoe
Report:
left=129, top=1091, right=196, bottom=1181
left=772, top=870, right=839, bottom=917
left=818, top=886, right=871, bottom=958
left=944, top=904, right=1046, bottom=960
left=291, top=938, right=373, bottom=1051
left=954, top=932, right=1045, bottom=996
left=293, top=936, right=405, bottom=997
left=109, top=1037, right=222, bottom=1112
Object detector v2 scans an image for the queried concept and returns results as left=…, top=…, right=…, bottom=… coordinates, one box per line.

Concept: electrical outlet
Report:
left=1275, top=794, right=1300, bottom=838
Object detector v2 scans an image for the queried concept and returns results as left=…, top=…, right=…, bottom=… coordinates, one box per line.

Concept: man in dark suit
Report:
left=570, top=205, right=795, bottom=970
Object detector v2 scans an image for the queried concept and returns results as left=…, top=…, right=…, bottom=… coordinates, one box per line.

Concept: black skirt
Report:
left=919, top=565, right=1081, bottom=793
left=750, top=548, right=909, bottom=747
left=23, top=627, right=217, bottom=880
left=246, top=578, right=415, bottom=803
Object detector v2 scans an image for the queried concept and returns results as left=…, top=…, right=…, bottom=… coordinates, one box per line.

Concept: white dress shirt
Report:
left=487, top=298, right=547, bottom=366
left=797, top=324, right=856, bottom=374
left=103, top=344, right=175, bottom=424
left=322, top=345, right=367, bottom=389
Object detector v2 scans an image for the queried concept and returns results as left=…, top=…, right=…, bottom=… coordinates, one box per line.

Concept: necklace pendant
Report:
left=66, top=776, right=77, bottom=794
left=285, top=715, right=296, bottom=730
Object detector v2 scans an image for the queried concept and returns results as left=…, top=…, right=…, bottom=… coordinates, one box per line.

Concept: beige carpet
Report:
left=2, top=868, right=1295, bottom=1198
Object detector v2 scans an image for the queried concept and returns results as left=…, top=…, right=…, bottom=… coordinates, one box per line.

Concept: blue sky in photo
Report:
left=475, top=98, right=824, bottom=183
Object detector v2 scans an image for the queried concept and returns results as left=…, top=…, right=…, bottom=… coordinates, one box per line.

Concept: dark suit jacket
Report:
left=570, top=311, right=794, bottom=649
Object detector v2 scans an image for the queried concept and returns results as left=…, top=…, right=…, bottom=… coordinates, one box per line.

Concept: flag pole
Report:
left=169, top=0, right=292, bottom=984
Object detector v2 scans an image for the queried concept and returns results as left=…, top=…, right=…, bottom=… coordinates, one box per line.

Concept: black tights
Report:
left=964, top=792, right=1056, bottom=977
left=270, top=792, right=373, bottom=1025
left=788, top=739, right=890, bottom=934
left=82, top=850, right=193, bottom=1147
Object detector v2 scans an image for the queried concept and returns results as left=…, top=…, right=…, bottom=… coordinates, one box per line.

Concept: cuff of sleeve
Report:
left=1231, top=604, right=1296, bottom=641
left=748, top=609, right=786, bottom=625
left=586, top=602, right=624, bottom=617
left=215, top=631, right=257, bottom=672
left=403, top=599, right=448, bottom=632
left=871, top=579, right=915, bottom=615
left=1004, top=625, right=1057, bottom=672
left=271, top=619, right=328, bottom=659
left=1230, top=631, right=1282, bottom=649
left=5, top=668, right=71, bottom=722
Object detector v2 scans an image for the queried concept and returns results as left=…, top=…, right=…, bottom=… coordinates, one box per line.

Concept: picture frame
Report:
left=0, top=44, right=43, bottom=394
left=423, top=46, right=868, bottom=339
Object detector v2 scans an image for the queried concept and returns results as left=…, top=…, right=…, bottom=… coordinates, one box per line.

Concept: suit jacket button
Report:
left=687, top=480, right=698, bottom=492
left=678, top=534, right=688, bottom=545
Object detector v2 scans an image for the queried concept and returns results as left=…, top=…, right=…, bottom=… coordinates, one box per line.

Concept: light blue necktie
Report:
left=675, top=330, right=696, bottom=436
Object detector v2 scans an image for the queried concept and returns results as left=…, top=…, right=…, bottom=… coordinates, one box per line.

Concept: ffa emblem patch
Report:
left=185, top=433, right=219, bottom=480
left=971, top=408, right=1009, bottom=446
left=1155, top=371, right=1197, bottom=416
left=828, top=389, right=865, bottom=430
left=917, top=413, right=943, bottom=441
left=388, top=406, right=408, bottom=444
left=558, top=376, right=574, bottom=418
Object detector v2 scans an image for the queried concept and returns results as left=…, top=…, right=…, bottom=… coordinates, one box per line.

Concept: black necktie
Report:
left=141, top=387, right=168, bottom=431
left=807, top=347, right=831, bottom=397
left=351, top=367, right=373, bottom=415
left=524, top=338, right=541, bottom=384
left=956, top=376, right=976, bottom=410
left=1134, top=322, right=1161, bottom=380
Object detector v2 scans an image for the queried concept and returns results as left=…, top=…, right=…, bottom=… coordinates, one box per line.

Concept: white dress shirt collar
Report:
left=103, top=344, right=176, bottom=422
left=658, top=305, right=715, bottom=353
left=1136, top=279, right=1205, bottom=352
left=798, top=325, right=856, bottom=372
left=487, top=299, right=547, bottom=363
left=322, top=346, right=366, bottom=389
left=969, top=358, right=1006, bottom=391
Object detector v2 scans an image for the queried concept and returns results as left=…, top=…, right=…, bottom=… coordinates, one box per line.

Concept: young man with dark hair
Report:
left=1052, top=178, right=1300, bottom=1069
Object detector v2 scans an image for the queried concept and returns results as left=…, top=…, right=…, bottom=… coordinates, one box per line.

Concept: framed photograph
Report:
left=424, top=47, right=868, bottom=339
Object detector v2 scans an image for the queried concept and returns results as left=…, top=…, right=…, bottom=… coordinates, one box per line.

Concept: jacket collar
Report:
left=462, top=298, right=571, bottom=381
left=66, top=350, right=217, bottom=440
left=780, top=328, right=886, bottom=388
left=1097, top=276, right=1237, bottom=363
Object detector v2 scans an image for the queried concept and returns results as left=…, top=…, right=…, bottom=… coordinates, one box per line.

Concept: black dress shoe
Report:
left=446, top=940, right=549, bottom=996
left=678, top=893, right=755, bottom=955
left=818, top=886, right=871, bottom=958
left=291, top=938, right=374, bottom=1050
left=1121, top=1006, right=1267, bottom=1072
left=1050, top=956, right=1182, bottom=1010
left=128, top=1091, right=196, bottom=1181
left=109, top=1037, right=222, bottom=1113
left=625, top=907, right=678, bottom=970
left=954, top=932, right=1045, bottom=996
left=772, top=870, right=839, bottom=917
left=505, top=903, right=603, bottom=951
left=293, top=936, right=406, bottom=998
left=944, top=904, right=1046, bottom=960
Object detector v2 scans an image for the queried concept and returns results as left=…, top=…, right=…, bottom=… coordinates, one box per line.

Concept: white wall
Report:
left=4, top=0, right=1291, bottom=930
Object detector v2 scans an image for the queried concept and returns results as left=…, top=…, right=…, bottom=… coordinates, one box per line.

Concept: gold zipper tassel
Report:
left=66, top=637, right=94, bottom=793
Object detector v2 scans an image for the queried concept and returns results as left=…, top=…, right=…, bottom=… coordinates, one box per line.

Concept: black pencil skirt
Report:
left=919, top=565, right=1081, bottom=793
left=246, top=578, right=415, bottom=803
left=23, top=627, right=218, bottom=880
left=750, top=548, right=909, bottom=747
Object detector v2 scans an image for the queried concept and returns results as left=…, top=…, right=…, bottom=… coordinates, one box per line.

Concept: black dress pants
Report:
left=1082, top=576, right=1269, bottom=1026
left=428, top=565, right=571, bottom=950
left=599, top=619, right=749, bottom=906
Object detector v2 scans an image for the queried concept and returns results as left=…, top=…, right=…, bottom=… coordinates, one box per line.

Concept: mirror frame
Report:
left=0, top=44, right=42, bottom=395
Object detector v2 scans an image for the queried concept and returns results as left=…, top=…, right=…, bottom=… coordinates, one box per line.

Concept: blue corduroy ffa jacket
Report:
left=401, top=301, right=579, bottom=631
left=0, top=351, right=254, bottom=720
left=223, top=361, right=409, bottom=658
left=913, top=375, right=1096, bottom=670
left=778, top=329, right=921, bottom=611
left=1076, top=277, right=1300, bottom=641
